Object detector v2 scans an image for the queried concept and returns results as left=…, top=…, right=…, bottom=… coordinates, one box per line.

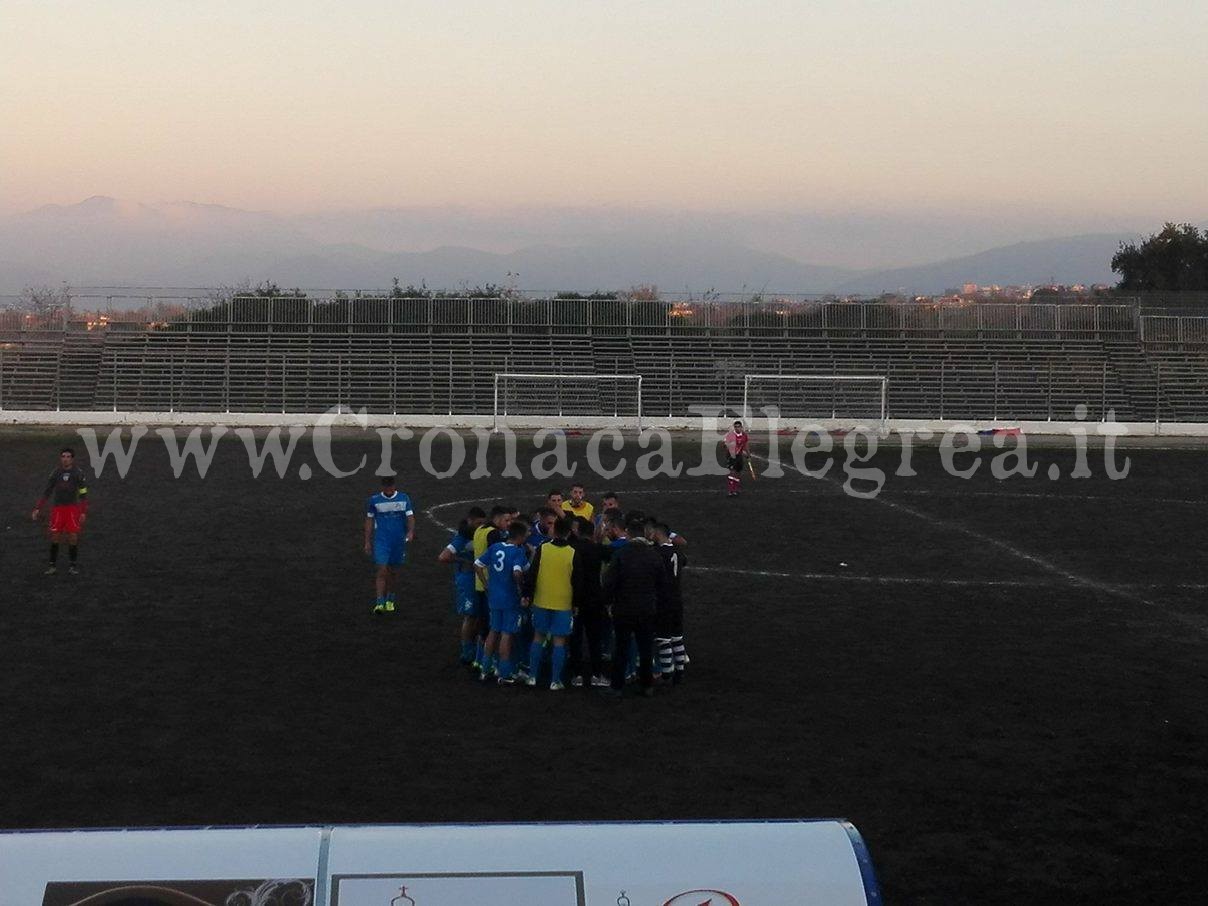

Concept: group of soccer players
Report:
left=437, top=485, right=689, bottom=697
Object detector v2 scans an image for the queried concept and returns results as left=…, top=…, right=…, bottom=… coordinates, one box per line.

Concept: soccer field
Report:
left=1, top=427, right=1206, bottom=904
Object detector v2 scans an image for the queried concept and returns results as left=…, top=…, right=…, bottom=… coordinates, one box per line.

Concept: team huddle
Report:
left=358, top=422, right=757, bottom=696
left=435, top=486, right=689, bottom=697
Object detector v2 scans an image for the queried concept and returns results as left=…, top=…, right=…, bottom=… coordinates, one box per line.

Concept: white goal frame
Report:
left=742, top=373, right=888, bottom=427
left=493, top=372, right=644, bottom=431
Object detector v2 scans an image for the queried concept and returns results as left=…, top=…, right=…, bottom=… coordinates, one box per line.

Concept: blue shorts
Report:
left=532, top=607, right=573, bottom=637
left=489, top=608, right=523, bottom=634
left=453, top=574, right=478, bottom=616
left=373, top=536, right=407, bottom=566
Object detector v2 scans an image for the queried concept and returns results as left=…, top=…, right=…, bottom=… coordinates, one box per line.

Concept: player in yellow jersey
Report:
left=522, top=515, right=584, bottom=690
left=561, top=483, right=594, bottom=522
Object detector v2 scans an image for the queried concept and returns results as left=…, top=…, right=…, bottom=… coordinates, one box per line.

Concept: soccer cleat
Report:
left=525, top=675, right=538, bottom=687
left=68, top=565, right=79, bottom=576
left=591, top=674, right=610, bottom=688
left=497, top=675, right=516, bottom=686
left=571, top=676, right=584, bottom=688
left=43, top=566, right=58, bottom=576
left=372, top=603, right=386, bottom=614
left=383, top=600, right=395, bottom=613
left=549, top=681, right=565, bottom=691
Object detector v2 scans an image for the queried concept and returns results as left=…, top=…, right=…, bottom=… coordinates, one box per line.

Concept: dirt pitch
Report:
left=1, top=427, right=1206, bottom=904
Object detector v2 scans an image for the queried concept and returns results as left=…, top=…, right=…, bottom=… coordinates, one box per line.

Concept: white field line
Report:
left=423, top=492, right=1208, bottom=598
left=692, top=565, right=1057, bottom=589
left=749, top=448, right=1208, bottom=638
left=693, top=565, right=1208, bottom=593
left=886, top=488, right=1208, bottom=506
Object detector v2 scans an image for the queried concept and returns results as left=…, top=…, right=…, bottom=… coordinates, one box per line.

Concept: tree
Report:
left=17, top=284, right=73, bottom=319
left=1112, top=223, right=1208, bottom=291
left=390, top=277, right=431, bottom=298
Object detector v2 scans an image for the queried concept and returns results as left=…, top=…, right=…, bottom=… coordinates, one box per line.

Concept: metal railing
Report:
left=1138, top=315, right=1208, bottom=346
left=0, top=299, right=1142, bottom=340
left=2, top=341, right=1196, bottom=424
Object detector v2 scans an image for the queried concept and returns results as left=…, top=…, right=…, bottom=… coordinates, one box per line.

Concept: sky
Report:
left=2, top=0, right=1207, bottom=228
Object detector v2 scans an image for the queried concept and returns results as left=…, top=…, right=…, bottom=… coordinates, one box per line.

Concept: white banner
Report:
left=0, top=821, right=879, bottom=906
left=0, top=826, right=322, bottom=906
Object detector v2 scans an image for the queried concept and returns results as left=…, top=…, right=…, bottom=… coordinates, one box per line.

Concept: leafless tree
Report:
left=16, top=284, right=74, bottom=321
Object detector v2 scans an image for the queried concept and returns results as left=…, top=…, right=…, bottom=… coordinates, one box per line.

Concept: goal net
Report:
left=743, top=374, right=888, bottom=428
left=493, top=372, right=644, bottom=430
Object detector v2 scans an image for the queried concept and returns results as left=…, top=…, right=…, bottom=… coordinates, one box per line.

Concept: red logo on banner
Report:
left=662, top=891, right=741, bottom=906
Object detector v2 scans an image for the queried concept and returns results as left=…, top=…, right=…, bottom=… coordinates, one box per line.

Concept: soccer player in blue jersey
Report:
left=363, top=475, right=415, bottom=614
left=474, top=520, right=530, bottom=685
left=527, top=506, right=558, bottom=552
left=438, top=506, right=487, bottom=663
left=596, top=493, right=688, bottom=547
left=469, top=506, right=514, bottom=672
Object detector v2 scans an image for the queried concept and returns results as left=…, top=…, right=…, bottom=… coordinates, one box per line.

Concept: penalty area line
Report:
left=693, top=566, right=1060, bottom=589
left=752, top=450, right=1208, bottom=640
left=426, top=493, right=1208, bottom=601
left=695, top=565, right=1208, bottom=594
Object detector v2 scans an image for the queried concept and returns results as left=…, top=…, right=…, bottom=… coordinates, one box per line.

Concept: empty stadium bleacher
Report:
left=1, top=304, right=1205, bottom=423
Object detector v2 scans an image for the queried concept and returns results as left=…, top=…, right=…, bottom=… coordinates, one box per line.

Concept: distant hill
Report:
left=0, top=197, right=1152, bottom=296
left=836, top=234, right=1136, bottom=295
left=0, top=198, right=855, bottom=295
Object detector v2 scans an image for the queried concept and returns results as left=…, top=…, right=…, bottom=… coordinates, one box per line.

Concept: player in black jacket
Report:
left=567, top=516, right=608, bottom=688
left=601, top=514, right=670, bottom=696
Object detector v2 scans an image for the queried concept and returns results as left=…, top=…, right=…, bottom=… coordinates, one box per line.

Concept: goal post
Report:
left=493, top=372, right=644, bottom=431
left=742, top=373, right=888, bottom=428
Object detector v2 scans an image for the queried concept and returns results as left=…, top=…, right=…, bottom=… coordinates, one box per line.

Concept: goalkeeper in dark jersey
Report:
left=31, top=447, right=90, bottom=576
left=649, top=520, right=688, bottom=683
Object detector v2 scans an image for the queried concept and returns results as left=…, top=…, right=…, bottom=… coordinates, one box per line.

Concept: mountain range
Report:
left=0, top=196, right=1149, bottom=298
